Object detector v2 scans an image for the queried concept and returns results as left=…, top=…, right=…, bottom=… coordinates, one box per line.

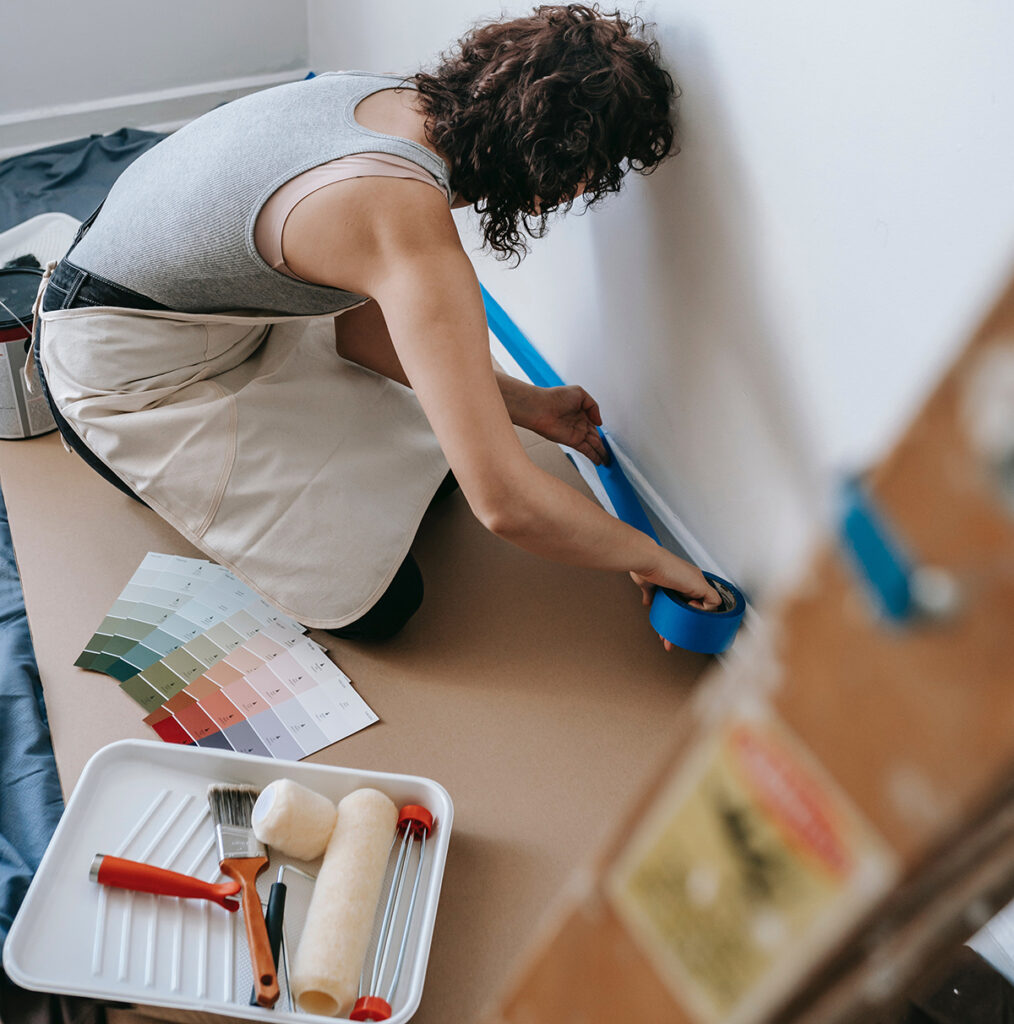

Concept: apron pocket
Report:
left=77, top=380, right=239, bottom=539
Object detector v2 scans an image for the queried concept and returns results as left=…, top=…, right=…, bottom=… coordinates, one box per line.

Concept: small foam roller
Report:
left=250, top=779, right=337, bottom=862
left=292, top=788, right=398, bottom=1017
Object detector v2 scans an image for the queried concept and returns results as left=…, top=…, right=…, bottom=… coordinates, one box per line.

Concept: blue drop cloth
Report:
left=0, top=128, right=164, bottom=233
left=0, top=488, right=63, bottom=954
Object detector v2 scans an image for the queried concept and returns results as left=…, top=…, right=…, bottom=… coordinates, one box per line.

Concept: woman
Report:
left=34, top=3, right=719, bottom=644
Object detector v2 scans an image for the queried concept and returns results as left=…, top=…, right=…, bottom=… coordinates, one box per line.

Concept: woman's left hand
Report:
left=505, top=380, right=610, bottom=465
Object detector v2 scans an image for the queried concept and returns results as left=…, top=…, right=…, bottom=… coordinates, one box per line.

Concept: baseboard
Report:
left=0, top=68, right=312, bottom=161
left=595, top=439, right=736, bottom=581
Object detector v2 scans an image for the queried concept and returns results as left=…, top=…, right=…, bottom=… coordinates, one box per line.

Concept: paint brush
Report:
left=207, top=784, right=280, bottom=1008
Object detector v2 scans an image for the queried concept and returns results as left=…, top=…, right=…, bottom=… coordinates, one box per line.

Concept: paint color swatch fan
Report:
left=75, top=552, right=378, bottom=759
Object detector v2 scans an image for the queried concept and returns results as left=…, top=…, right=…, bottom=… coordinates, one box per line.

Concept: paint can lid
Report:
left=0, top=266, right=44, bottom=333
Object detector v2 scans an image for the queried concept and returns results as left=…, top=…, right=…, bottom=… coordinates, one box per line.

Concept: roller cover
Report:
left=292, top=788, right=398, bottom=1017
left=250, top=779, right=337, bottom=861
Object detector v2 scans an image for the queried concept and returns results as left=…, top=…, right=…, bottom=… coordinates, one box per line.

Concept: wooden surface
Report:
left=0, top=426, right=711, bottom=1023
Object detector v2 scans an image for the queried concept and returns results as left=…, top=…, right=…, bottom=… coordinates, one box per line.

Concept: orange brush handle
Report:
left=220, top=856, right=279, bottom=1009
left=93, top=855, right=241, bottom=911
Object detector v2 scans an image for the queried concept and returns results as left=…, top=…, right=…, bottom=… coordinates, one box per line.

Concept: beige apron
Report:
left=33, top=266, right=449, bottom=628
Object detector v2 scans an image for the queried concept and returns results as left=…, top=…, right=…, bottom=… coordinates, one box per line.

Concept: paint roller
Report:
left=481, top=285, right=746, bottom=654
left=252, top=782, right=399, bottom=1017
left=251, top=777, right=337, bottom=861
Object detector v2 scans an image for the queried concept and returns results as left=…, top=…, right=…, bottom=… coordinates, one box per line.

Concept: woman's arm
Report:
left=334, top=300, right=608, bottom=465
left=282, top=177, right=719, bottom=610
left=375, top=249, right=715, bottom=605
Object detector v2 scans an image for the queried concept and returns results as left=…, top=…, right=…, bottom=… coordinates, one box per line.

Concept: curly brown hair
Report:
left=411, top=4, right=678, bottom=263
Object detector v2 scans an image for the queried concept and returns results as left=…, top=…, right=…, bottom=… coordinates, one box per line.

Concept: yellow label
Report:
left=607, top=712, right=898, bottom=1024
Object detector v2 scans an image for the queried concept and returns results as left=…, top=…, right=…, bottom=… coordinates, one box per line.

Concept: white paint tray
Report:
left=3, top=739, right=453, bottom=1022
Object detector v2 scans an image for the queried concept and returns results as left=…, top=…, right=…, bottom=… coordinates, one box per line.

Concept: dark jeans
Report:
left=36, top=230, right=455, bottom=641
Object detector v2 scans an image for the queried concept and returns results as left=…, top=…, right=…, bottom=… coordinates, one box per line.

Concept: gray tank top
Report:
left=71, top=72, right=453, bottom=314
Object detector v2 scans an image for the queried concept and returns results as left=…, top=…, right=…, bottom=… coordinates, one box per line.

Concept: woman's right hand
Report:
left=630, top=556, right=721, bottom=652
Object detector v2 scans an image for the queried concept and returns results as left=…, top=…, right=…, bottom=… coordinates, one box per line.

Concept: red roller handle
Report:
left=91, top=854, right=241, bottom=911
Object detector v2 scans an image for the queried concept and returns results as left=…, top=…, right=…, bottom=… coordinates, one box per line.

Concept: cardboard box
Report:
left=487, top=276, right=1014, bottom=1024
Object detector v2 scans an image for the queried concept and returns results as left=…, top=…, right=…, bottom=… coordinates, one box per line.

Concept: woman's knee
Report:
left=325, top=554, right=423, bottom=642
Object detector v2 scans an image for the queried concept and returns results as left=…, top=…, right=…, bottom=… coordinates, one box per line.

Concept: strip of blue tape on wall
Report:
left=480, top=284, right=745, bottom=654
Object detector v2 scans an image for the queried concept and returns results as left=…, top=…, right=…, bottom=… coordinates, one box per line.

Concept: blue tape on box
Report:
left=838, top=476, right=914, bottom=621
left=481, top=285, right=746, bottom=654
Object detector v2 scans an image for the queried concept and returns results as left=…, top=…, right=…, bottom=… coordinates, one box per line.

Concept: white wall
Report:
left=308, top=0, right=1014, bottom=597
left=5, top=2, right=1009, bottom=596
left=0, top=0, right=309, bottom=157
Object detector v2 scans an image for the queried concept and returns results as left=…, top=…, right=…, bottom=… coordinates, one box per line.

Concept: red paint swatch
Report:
left=143, top=707, right=194, bottom=746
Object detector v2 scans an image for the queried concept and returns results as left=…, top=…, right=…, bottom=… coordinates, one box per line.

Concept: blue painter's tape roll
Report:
left=481, top=284, right=747, bottom=654
left=649, top=573, right=746, bottom=655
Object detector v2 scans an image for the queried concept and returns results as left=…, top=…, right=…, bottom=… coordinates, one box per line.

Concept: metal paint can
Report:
left=0, top=266, right=56, bottom=439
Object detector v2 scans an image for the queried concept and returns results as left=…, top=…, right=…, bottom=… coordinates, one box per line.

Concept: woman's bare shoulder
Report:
left=281, top=176, right=463, bottom=295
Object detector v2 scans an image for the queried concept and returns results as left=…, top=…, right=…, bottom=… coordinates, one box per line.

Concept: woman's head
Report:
left=412, top=4, right=678, bottom=263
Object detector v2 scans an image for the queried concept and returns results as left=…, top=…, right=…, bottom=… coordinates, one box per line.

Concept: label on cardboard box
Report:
left=606, top=710, right=898, bottom=1024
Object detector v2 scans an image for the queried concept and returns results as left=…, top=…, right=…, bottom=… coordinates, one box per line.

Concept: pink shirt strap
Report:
left=254, top=152, right=451, bottom=282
